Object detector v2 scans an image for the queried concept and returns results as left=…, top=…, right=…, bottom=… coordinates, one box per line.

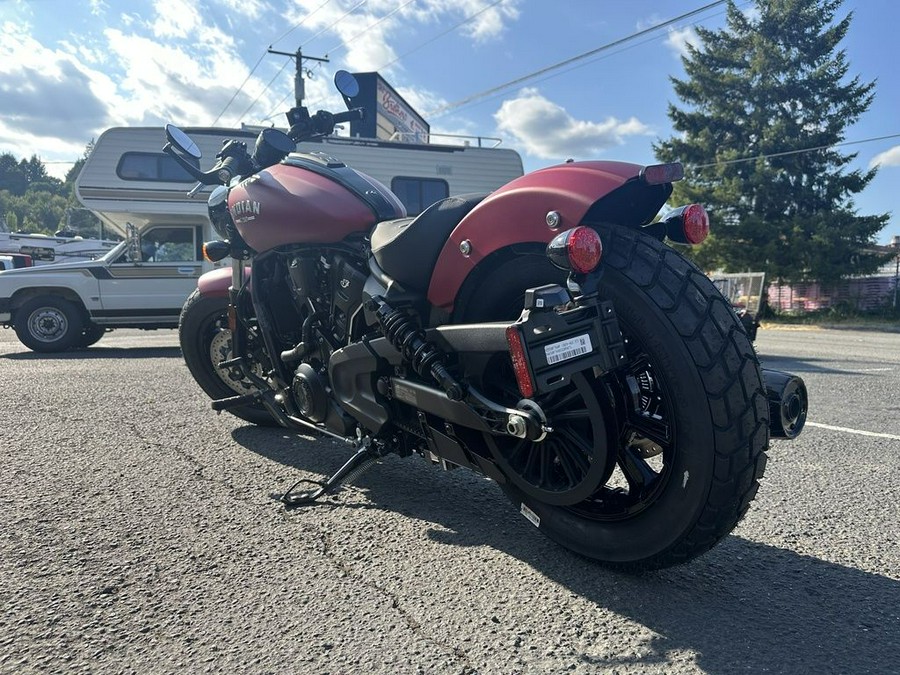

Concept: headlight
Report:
left=207, top=185, right=233, bottom=238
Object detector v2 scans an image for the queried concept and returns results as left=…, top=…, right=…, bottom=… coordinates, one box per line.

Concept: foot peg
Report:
left=279, top=446, right=379, bottom=506
left=211, top=392, right=261, bottom=412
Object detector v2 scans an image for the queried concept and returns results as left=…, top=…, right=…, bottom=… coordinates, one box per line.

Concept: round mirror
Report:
left=334, top=70, right=360, bottom=99
left=165, top=124, right=202, bottom=159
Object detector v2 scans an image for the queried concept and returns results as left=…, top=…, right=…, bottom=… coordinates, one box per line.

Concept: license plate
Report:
left=544, top=333, right=593, bottom=365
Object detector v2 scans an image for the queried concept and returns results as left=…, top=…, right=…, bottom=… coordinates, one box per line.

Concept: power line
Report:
left=425, top=0, right=729, bottom=118
left=690, top=133, right=900, bottom=169
left=271, top=0, right=331, bottom=47
left=258, top=0, right=425, bottom=122
left=300, top=0, right=368, bottom=48
left=320, top=0, right=417, bottom=58
left=235, top=57, right=295, bottom=122
left=374, top=0, right=505, bottom=72
left=235, top=0, right=368, bottom=125
left=211, top=51, right=268, bottom=126
left=211, top=0, right=333, bottom=126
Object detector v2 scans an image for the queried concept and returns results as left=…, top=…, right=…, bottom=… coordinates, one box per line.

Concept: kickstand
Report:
left=279, top=446, right=380, bottom=507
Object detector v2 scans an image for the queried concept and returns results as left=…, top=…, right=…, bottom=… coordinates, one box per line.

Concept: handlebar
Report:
left=165, top=104, right=367, bottom=194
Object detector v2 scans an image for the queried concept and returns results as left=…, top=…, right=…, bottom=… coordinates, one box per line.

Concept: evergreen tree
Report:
left=655, top=0, right=889, bottom=285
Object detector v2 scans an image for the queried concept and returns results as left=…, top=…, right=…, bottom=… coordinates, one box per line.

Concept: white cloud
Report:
left=218, top=0, right=268, bottom=18
left=0, top=0, right=524, bottom=171
left=151, top=0, right=203, bottom=39
left=283, top=0, right=521, bottom=72
left=0, top=22, right=112, bottom=142
left=665, top=26, right=699, bottom=58
left=494, top=88, right=651, bottom=160
left=870, top=146, right=900, bottom=169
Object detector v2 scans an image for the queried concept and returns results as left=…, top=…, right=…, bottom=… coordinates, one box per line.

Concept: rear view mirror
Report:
left=334, top=70, right=360, bottom=99
left=165, top=124, right=202, bottom=159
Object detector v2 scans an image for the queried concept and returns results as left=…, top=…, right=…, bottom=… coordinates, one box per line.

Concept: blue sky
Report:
left=1, top=0, right=897, bottom=243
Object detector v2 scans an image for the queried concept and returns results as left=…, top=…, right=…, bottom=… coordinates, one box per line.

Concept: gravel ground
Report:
left=1, top=326, right=898, bottom=674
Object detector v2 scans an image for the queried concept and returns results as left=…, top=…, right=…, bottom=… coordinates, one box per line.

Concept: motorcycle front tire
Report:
left=179, top=289, right=277, bottom=427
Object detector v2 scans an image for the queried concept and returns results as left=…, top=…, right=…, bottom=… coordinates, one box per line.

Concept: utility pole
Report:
left=267, top=48, right=329, bottom=108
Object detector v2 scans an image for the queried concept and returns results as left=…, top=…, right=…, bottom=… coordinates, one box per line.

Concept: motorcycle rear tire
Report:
left=179, top=289, right=277, bottom=427
left=463, top=226, right=769, bottom=571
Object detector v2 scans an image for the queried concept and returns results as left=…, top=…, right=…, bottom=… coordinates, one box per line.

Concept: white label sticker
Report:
left=520, top=503, right=540, bottom=528
left=544, top=333, right=592, bottom=365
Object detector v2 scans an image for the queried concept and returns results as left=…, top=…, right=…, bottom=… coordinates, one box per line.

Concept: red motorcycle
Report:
left=166, top=71, right=807, bottom=570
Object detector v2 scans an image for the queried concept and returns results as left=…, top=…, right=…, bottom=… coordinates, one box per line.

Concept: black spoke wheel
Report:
left=482, top=364, right=615, bottom=506
left=459, top=228, right=769, bottom=571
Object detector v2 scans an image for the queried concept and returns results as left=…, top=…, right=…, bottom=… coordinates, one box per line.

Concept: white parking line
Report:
left=806, top=422, right=900, bottom=441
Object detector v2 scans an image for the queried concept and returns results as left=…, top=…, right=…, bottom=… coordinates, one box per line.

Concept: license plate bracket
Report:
left=510, top=292, right=625, bottom=395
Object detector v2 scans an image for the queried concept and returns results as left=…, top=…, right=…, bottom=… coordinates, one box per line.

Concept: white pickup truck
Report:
left=0, top=224, right=213, bottom=351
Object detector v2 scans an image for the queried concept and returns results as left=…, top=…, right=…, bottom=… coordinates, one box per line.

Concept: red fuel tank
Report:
left=228, top=153, right=406, bottom=253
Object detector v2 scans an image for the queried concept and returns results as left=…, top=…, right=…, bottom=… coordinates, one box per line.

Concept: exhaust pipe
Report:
left=761, top=368, right=808, bottom=439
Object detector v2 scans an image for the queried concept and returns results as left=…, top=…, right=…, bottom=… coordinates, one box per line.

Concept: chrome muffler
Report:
left=761, top=368, right=808, bottom=439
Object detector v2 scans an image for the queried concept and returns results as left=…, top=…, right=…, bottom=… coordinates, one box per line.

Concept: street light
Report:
left=892, top=235, right=900, bottom=311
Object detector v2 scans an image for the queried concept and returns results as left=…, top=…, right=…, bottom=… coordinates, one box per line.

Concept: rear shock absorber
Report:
left=368, top=297, right=466, bottom=401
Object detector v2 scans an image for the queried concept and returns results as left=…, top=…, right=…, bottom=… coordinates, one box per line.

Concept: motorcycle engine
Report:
left=286, top=251, right=367, bottom=344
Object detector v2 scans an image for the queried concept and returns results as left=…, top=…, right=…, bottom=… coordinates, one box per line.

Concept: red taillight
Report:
left=505, top=325, right=535, bottom=398
left=664, top=204, right=710, bottom=245
left=547, top=226, right=603, bottom=274
left=682, top=204, right=709, bottom=244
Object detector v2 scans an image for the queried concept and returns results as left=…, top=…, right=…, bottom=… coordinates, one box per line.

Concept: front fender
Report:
left=426, top=161, right=665, bottom=312
left=197, top=266, right=250, bottom=298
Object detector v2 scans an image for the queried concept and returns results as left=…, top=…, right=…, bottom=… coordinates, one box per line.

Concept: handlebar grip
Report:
left=216, top=156, right=238, bottom=184
left=332, top=108, right=365, bottom=125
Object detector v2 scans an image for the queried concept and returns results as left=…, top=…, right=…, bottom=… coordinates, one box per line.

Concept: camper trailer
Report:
left=0, top=126, right=524, bottom=351
left=0, top=230, right=118, bottom=265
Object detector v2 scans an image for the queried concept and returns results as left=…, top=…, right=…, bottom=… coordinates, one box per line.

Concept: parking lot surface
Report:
left=1, top=326, right=898, bottom=674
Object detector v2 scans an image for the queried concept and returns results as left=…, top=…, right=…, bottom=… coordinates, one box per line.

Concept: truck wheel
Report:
left=75, top=323, right=107, bottom=348
left=179, top=289, right=276, bottom=426
left=14, top=296, right=85, bottom=353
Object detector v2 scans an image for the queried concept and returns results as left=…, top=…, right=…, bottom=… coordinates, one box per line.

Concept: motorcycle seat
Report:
left=371, top=193, right=486, bottom=292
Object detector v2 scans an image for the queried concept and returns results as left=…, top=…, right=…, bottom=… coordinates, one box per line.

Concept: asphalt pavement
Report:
left=0, top=325, right=898, bottom=674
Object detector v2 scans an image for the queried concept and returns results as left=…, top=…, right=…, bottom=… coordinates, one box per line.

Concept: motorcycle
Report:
left=164, top=71, right=808, bottom=571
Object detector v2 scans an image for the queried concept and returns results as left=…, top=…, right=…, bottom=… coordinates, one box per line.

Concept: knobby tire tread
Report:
left=597, top=224, right=769, bottom=569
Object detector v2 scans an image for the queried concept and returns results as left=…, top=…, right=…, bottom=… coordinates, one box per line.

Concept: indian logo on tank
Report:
left=231, top=199, right=261, bottom=224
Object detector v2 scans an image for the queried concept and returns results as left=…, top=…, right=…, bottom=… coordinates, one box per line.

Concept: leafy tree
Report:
left=0, top=143, right=103, bottom=236
left=654, top=0, right=889, bottom=285
left=0, top=153, right=28, bottom=196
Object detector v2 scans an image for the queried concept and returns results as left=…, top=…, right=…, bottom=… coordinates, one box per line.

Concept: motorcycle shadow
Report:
left=232, top=425, right=899, bottom=674
left=760, top=353, right=886, bottom=376
left=1, top=346, right=182, bottom=360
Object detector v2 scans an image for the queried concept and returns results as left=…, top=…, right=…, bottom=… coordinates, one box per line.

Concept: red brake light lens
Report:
left=505, top=325, right=535, bottom=398
left=547, top=226, right=603, bottom=274
left=663, top=204, right=710, bottom=245
left=682, top=204, right=709, bottom=244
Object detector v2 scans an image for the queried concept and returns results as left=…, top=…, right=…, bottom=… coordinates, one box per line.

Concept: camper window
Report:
left=391, top=177, right=449, bottom=216
left=117, top=152, right=197, bottom=182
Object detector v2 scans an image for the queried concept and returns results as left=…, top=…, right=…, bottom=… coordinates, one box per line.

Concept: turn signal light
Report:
left=664, top=204, right=710, bottom=245
left=505, top=325, right=535, bottom=398
left=203, top=240, right=231, bottom=262
left=546, top=226, right=603, bottom=274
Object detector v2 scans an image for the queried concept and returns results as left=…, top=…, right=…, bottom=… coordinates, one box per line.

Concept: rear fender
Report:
left=426, top=161, right=669, bottom=313
left=197, top=266, right=251, bottom=298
